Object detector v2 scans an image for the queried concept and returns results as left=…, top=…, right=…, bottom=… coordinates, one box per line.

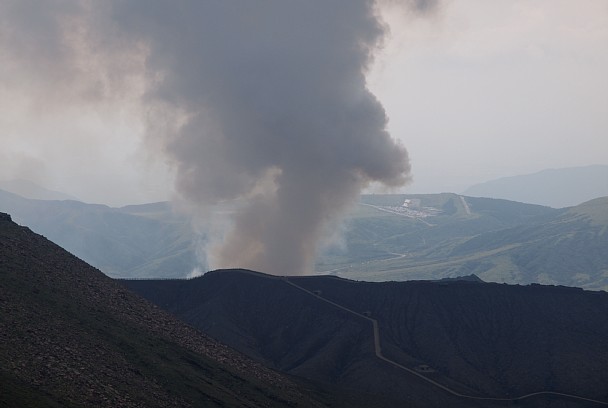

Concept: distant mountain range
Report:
left=123, top=269, right=608, bottom=407
left=0, top=188, right=197, bottom=278
left=2, top=187, right=607, bottom=290
left=0, top=178, right=78, bottom=201
left=462, top=165, right=608, bottom=208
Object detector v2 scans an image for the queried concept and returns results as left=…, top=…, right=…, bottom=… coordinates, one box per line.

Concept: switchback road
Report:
left=282, top=276, right=608, bottom=406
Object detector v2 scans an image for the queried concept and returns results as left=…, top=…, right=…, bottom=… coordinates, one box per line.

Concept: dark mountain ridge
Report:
left=124, top=269, right=608, bottom=407
left=3, top=208, right=608, bottom=407
left=0, top=213, right=329, bottom=407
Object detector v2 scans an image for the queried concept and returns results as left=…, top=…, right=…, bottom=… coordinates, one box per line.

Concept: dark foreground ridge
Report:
left=124, top=268, right=608, bottom=407
left=4, top=208, right=608, bottom=407
left=0, top=213, right=329, bottom=407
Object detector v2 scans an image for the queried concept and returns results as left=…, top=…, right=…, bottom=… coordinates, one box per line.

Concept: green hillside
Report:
left=318, top=194, right=608, bottom=290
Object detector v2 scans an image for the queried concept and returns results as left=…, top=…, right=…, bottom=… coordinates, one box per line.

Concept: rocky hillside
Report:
left=0, top=213, right=327, bottom=407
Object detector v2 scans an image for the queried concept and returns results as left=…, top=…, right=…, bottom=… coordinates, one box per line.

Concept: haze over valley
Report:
left=2, top=168, right=608, bottom=290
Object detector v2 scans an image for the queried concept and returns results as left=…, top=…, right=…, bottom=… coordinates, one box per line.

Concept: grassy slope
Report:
left=320, top=194, right=608, bottom=290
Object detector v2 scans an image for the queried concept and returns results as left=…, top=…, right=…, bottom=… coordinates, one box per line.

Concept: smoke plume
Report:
left=2, top=1, right=439, bottom=275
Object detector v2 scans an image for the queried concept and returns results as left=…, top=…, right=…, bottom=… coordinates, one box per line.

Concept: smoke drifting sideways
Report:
left=2, top=1, right=438, bottom=275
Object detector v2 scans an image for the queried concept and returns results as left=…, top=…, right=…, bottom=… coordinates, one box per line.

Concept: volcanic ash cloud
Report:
left=2, top=0, right=442, bottom=275
left=113, top=1, right=414, bottom=275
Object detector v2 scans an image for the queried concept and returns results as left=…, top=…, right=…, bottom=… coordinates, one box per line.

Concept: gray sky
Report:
left=1, top=0, right=607, bottom=206
left=370, top=0, right=608, bottom=194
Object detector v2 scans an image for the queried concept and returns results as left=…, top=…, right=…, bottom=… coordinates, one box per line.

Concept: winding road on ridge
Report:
left=279, top=275, right=608, bottom=406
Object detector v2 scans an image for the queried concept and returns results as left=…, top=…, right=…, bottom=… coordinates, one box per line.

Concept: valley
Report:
left=3, top=188, right=607, bottom=289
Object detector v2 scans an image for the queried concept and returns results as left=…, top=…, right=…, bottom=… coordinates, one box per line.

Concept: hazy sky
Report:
left=1, top=0, right=607, bottom=206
